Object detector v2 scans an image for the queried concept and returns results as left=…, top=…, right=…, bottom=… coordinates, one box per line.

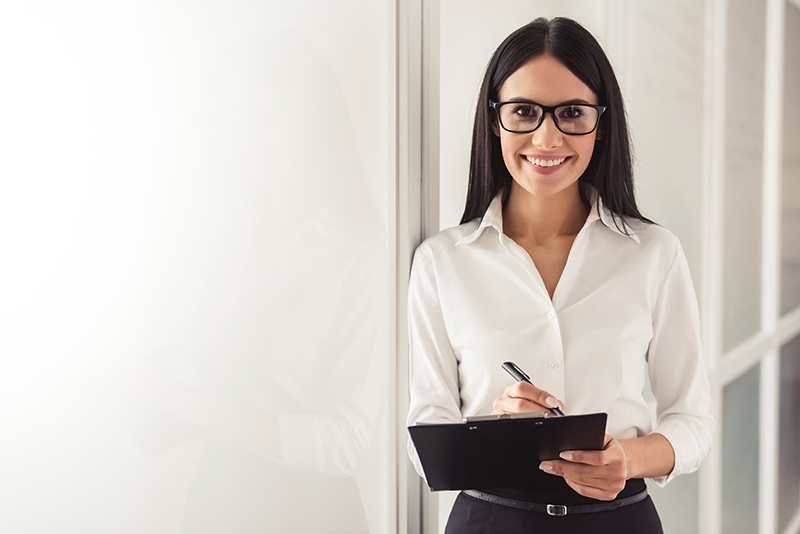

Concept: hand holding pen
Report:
left=492, top=361, right=565, bottom=417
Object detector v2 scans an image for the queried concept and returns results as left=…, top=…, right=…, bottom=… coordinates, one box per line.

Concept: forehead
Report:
left=498, top=54, right=598, bottom=106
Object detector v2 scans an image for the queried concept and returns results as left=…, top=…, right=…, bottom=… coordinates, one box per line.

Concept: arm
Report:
left=541, top=241, right=712, bottom=499
left=406, top=248, right=463, bottom=477
left=537, top=432, right=674, bottom=501
left=619, top=433, right=675, bottom=479
left=494, top=379, right=674, bottom=499
left=645, top=243, right=714, bottom=485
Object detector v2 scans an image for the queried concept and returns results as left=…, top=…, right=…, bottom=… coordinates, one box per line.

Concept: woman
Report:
left=406, top=17, right=713, bottom=533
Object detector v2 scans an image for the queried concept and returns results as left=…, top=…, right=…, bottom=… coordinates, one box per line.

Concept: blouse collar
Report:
left=456, top=186, right=641, bottom=246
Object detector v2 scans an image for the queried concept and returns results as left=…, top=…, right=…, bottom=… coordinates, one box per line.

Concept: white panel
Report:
left=0, top=1, right=392, bottom=533
left=624, top=1, right=706, bottom=297
left=781, top=2, right=800, bottom=316
left=722, top=0, right=767, bottom=350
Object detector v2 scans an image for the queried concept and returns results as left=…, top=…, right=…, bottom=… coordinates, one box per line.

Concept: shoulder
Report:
left=413, top=219, right=481, bottom=263
left=591, top=215, right=687, bottom=281
left=631, top=221, right=683, bottom=264
left=619, top=221, right=693, bottom=296
left=592, top=200, right=681, bottom=261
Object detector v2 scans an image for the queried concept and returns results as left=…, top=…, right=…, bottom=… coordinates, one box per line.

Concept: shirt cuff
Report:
left=279, top=414, right=320, bottom=472
left=648, top=421, right=701, bottom=487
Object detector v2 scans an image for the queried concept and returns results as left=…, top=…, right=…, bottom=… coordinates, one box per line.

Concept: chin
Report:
left=514, top=176, right=580, bottom=199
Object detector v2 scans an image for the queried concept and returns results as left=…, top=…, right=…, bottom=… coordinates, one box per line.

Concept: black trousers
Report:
left=444, top=481, right=663, bottom=534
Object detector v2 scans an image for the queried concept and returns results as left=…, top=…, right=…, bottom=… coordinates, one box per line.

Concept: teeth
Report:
left=526, top=156, right=567, bottom=167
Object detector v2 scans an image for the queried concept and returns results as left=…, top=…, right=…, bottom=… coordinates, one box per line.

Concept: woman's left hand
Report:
left=539, top=434, right=628, bottom=501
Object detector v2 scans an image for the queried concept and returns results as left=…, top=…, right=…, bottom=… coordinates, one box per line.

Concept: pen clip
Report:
left=502, top=361, right=531, bottom=383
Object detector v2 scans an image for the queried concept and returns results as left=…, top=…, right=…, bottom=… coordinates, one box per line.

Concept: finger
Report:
left=559, top=435, right=624, bottom=466
left=540, top=459, right=625, bottom=488
left=492, top=394, right=549, bottom=415
left=563, top=478, right=620, bottom=502
left=558, top=449, right=609, bottom=466
left=564, top=471, right=626, bottom=497
left=505, top=382, right=564, bottom=412
left=540, top=460, right=595, bottom=482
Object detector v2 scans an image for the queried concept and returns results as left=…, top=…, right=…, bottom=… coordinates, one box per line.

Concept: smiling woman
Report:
left=406, top=17, right=713, bottom=534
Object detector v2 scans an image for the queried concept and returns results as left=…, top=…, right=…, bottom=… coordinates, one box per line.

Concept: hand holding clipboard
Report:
left=408, top=361, right=606, bottom=491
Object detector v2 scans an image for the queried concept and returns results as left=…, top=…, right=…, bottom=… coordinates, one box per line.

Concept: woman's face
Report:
left=494, top=54, right=600, bottom=200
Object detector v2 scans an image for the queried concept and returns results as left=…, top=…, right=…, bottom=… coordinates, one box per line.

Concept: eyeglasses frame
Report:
left=489, top=100, right=607, bottom=136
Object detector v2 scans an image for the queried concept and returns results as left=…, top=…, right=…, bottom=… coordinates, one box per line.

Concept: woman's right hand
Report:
left=492, top=381, right=565, bottom=415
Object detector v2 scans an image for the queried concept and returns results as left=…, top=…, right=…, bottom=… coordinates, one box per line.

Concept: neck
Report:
left=502, top=182, right=590, bottom=245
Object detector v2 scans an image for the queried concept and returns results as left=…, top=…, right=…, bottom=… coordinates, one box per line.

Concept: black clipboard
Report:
left=408, top=412, right=607, bottom=491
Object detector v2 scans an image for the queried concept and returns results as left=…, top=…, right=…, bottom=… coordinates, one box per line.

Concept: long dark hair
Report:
left=460, top=17, right=651, bottom=231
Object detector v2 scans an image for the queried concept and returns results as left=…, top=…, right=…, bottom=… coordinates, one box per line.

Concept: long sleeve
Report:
left=279, top=235, right=387, bottom=477
left=405, top=247, right=463, bottom=478
left=647, top=243, right=714, bottom=486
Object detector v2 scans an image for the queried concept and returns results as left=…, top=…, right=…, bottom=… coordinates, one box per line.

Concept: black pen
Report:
left=501, top=361, right=565, bottom=417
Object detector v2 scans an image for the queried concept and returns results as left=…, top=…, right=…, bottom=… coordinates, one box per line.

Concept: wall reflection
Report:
left=0, top=2, right=390, bottom=533
left=121, top=40, right=387, bottom=532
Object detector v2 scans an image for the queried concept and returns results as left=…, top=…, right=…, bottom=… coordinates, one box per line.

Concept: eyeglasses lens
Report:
left=499, top=104, right=599, bottom=134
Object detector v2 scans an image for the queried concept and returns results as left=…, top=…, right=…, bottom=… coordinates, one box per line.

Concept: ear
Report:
left=594, top=119, right=605, bottom=140
left=491, top=115, right=501, bottom=137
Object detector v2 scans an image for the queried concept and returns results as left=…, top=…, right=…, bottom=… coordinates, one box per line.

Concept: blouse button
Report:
left=548, top=361, right=559, bottom=370
left=547, top=310, right=556, bottom=320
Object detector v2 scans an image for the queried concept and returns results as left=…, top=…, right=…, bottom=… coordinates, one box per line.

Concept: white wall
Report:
left=0, top=1, right=394, bottom=532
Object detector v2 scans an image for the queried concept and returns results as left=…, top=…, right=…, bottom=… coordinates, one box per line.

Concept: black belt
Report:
left=462, top=488, right=649, bottom=517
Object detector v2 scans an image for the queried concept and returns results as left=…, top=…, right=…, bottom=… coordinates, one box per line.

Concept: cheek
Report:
left=500, top=143, right=521, bottom=175
left=574, top=139, right=597, bottom=164
left=499, top=135, right=524, bottom=164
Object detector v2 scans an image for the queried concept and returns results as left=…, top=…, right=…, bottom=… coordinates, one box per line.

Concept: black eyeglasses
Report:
left=489, top=100, right=606, bottom=135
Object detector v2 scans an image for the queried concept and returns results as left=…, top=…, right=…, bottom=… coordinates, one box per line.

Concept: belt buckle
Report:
left=546, top=504, right=567, bottom=516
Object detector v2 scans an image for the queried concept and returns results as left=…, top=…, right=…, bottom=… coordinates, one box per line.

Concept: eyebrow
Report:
left=504, top=97, right=596, bottom=106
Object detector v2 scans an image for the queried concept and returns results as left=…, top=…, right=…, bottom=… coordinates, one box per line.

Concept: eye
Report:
left=557, top=105, right=586, bottom=120
left=510, top=104, right=540, bottom=118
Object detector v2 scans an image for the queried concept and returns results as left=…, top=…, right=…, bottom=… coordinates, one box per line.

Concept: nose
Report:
left=532, top=113, right=563, bottom=148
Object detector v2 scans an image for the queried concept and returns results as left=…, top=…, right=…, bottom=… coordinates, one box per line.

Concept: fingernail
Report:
left=539, top=462, right=554, bottom=474
left=559, top=452, right=572, bottom=461
left=545, top=396, right=560, bottom=408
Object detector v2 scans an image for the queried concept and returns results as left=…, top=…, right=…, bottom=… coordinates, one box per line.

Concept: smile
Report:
left=524, top=156, right=569, bottom=167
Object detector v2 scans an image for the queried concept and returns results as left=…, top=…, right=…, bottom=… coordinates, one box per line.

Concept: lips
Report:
left=524, top=155, right=569, bottom=167
left=521, top=155, right=572, bottom=175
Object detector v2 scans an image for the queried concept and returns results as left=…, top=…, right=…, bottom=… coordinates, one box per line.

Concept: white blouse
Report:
left=406, top=193, right=714, bottom=486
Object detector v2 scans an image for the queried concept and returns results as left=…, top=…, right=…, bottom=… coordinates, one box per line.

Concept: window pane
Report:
left=647, top=471, right=700, bottom=534
left=779, top=334, right=800, bottom=531
left=781, top=2, right=800, bottom=316
left=722, top=365, right=760, bottom=534
left=723, top=0, right=766, bottom=349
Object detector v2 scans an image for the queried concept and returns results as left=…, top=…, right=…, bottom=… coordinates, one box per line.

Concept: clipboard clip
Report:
left=463, top=412, right=547, bottom=423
